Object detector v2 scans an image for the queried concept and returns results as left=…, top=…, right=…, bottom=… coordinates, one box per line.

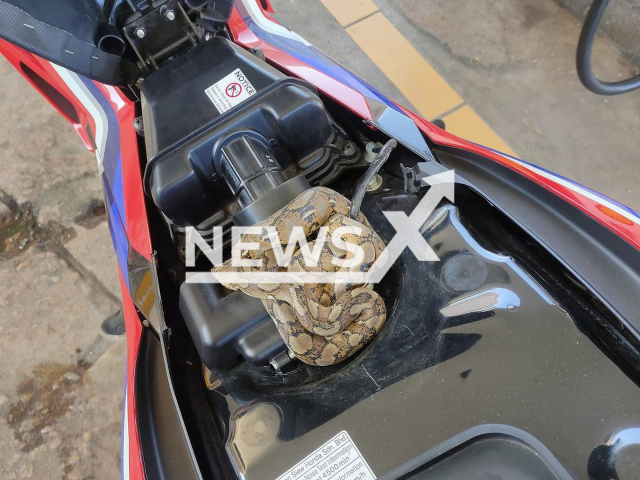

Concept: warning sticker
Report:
left=275, top=431, right=376, bottom=480
left=205, top=68, right=257, bottom=114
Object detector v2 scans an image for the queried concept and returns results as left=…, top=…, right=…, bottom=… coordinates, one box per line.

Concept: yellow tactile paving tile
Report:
left=346, top=12, right=463, bottom=120
left=442, top=105, right=516, bottom=156
left=319, top=0, right=379, bottom=27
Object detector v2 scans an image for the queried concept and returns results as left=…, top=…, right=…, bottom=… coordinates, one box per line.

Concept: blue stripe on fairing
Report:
left=103, top=171, right=130, bottom=290
left=76, top=75, right=130, bottom=290
left=235, top=2, right=400, bottom=113
left=80, top=77, right=128, bottom=229
left=113, top=153, right=126, bottom=225
left=485, top=146, right=640, bottom=220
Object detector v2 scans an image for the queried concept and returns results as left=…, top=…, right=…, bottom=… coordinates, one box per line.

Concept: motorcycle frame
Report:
left=1, top=1, right=639, bottom=478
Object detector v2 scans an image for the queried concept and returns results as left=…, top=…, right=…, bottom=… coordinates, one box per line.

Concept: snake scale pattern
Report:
left=213, top=187, right=387, bottom=366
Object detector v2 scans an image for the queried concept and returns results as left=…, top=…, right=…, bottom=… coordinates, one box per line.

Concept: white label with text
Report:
left=205, top=68, right=257, bottom=114
left=275, top=431, right=376, bottom=480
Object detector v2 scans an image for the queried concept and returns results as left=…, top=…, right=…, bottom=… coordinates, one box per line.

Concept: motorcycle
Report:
left=0, top=1, right=639, bottom=479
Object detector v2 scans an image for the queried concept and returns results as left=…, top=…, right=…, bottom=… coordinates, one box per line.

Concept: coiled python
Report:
left=212, top=187, right=387, bottom=366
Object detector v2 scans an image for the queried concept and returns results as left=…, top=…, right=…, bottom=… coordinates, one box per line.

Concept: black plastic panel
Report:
left=141, top=37, right=286, bottom=157
left=142, top=38, right=333, bottom=228
left=204, top=180, right=640, bottom=480
left=384, top=426, right=573, bottom=480
left=136, top=329, right=201, bottom=480
left=179, top=282, right=287, bottom=372
left=435, top=146, right=640, bottom=370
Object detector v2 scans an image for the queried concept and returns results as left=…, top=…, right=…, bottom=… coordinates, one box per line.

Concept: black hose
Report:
left=349, top=139, right=397, bottom=219
left=97, top=23, right=127, bottom=56
left=577, top=0, right=640, bottom=95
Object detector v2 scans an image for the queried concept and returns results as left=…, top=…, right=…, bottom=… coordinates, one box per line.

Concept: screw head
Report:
left=342, top=142, right=357, bottom=156
left=164, top=9, right=176, bottom=21
left=135, top=28, right=146, bottom=39
left=133, top=117, right=144, bottom=135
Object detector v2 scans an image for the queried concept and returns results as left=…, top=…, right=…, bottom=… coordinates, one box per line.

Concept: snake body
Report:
left=213, top=187, right=387, bottom=366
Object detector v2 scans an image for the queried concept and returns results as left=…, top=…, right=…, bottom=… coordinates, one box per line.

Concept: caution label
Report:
left=205, top=68, right=257, bottom=114
left=275, top=432, right=376, bottom=480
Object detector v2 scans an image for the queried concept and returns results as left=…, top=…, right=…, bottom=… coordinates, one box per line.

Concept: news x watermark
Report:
left=185, top=170, right=454, bottom=284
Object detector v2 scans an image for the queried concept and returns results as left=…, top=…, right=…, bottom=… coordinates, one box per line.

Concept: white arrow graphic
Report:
left=189, top=169, right=456, bottom=284
left=366, top=169, right=455, bottom=283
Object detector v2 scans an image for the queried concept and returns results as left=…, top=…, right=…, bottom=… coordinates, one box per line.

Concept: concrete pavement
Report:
left=0, top=57, right=124, bottom=479
left=273, top=0, right=640, bottom=210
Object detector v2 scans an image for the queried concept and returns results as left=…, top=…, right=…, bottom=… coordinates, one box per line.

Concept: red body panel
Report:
left=120, top=271, right=146, bottom=480
left=227, top=10, right=375, bottom=121
left=0, top=39, right=150, bottom=480
left=0, top=38, right=97, bottom=151
left=400, top=105, right=640, bottom=249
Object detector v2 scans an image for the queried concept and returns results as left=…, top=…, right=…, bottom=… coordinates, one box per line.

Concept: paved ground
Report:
left=0, top=59, right=124, bottom=479
left=274, top=0, right=640, bottom=210
left=0, top=1, right=639, bottom=479
left=556, top=0, right=640, bottom=66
